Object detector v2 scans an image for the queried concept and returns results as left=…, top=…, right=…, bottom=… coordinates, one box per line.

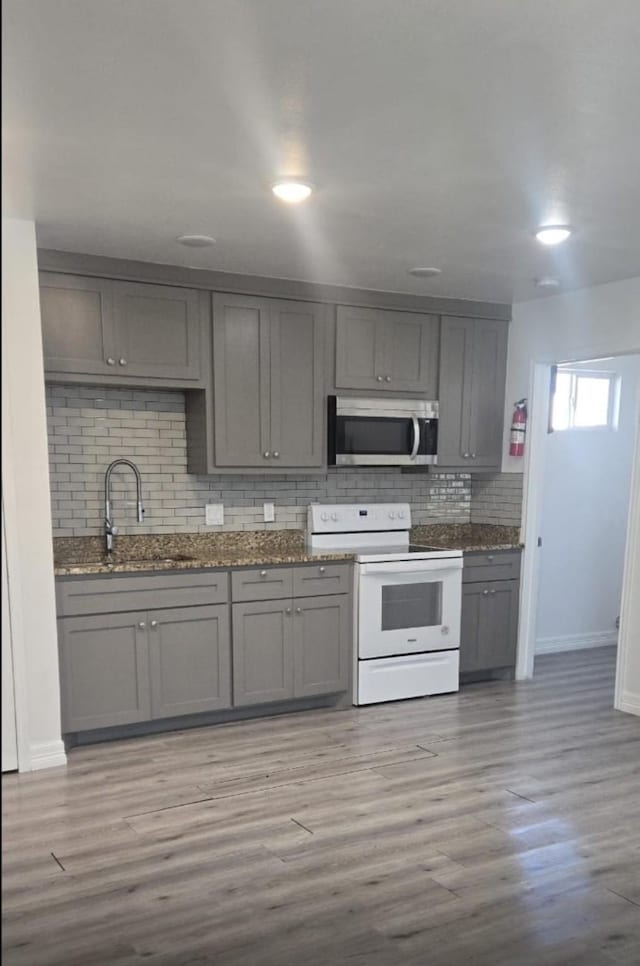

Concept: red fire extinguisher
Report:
left=509, top=399, right=527, bottom=457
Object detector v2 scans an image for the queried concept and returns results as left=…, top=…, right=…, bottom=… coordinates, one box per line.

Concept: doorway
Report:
left=517, top=353, right=640, bottom=703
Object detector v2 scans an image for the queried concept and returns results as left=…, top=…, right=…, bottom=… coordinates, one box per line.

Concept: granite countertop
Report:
left=53, top=531, right=355, bottom=576
left=410, top=523, right=522, bottom=552
left=53, top=524, right=522, bottom=576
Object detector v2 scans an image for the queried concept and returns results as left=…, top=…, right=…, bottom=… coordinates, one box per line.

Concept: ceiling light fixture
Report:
left=408, top=267, right=442, bottom=278
left=535, top=225, right=573, bottom=246
left=271, top=180, right=313, bottom=203
left=535, top=276, right=561, bottom=289
left=177, top=234, right=216, bottom=247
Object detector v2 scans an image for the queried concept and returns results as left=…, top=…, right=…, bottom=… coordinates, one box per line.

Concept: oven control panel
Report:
left=308, top=503, right=412, bottom=533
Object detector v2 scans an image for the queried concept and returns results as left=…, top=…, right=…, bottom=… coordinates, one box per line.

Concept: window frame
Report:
left=549, top=367, right=619, bottom=433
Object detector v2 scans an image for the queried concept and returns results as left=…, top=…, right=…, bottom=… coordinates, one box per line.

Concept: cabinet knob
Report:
left=285, top=607, right=292, bottom=615
left=260, top=570, right=267, bottom=577
left=491, top=589, right=497, bottom=595
left=263, top=451, right=270, bottom=458
left=487, top=555, right=494, bottom=561
left=106, top=357, right=116, bottom=366
left=319, top=566, right=326, bottom=574
left=482, top=590, right=489, bottom=596
left=463, top=453, right=470, bottom=459
left=471, top=453, right=477, bottom=459
left=385, top=375, right=392, bottom=382
left=376, top=375, right=383, bottom=382
left=296, top=607, right=302, bottom=614
left=119, top=358, right=127, bottom=366
left=150, top=620, right=158, bottom=628
left=138, top=621, right=146, bottom=628
left=273, top=451, right=280, bottom=458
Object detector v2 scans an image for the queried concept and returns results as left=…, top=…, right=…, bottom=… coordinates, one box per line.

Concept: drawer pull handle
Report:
left=319, top=566, right=326, bottom=574
left=260, top=570, right=267, bottom=577
left=487, top=555, right=494, bottom=561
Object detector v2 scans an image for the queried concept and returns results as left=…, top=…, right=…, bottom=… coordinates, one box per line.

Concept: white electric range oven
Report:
left=307, top=503, right=463, bottom=705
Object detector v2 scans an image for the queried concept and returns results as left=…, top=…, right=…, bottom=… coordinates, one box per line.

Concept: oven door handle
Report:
left=359, top=559, right=463, bottom=576
left=410, top=415, right=420, bottom=460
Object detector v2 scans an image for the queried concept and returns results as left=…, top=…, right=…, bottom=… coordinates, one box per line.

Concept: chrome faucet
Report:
left=104, top=459, right=145, bottom=553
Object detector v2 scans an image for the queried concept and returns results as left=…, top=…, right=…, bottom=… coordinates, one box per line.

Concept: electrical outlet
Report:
left=205, top=503, right=224, bottom=526
left=263, top=502, right=275, bottom=523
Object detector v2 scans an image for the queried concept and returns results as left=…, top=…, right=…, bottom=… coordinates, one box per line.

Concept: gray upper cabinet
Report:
left=438, top=316, right=508, bottom=470
left=212, top=293, right=325, bottom=469
left=112, top=282, right=202, bottom=382
left=148, top=604, right=231, bottom=719
left=40, top=273, right=116, bottom=377
left=335, top=306, right=439, bottom=395
left=40, top=272, right=205, bottom=386
left=58, top=611, right=151, bottom=732
left=293, top=595, right=350, bottom=697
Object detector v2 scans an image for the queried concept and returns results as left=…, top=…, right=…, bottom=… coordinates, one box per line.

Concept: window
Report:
left=550, top=368, right=618, bottom=432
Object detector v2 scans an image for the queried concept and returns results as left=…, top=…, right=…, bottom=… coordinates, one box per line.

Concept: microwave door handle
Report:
left=410, top=416, right=420, bottom=460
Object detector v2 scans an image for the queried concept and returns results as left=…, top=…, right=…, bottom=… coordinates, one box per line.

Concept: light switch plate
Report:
left=263, top=502, right=275, bottom=523
left=205, top=503, right=224, bottom=526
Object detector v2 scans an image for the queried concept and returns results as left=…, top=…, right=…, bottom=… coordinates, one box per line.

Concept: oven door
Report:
left=358, top=559, right=462, bottom=659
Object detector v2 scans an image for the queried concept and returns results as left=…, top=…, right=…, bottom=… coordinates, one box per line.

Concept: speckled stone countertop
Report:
left=53, top=531, right=354, bottom=576
left=411, top=523, right=522, bottom=552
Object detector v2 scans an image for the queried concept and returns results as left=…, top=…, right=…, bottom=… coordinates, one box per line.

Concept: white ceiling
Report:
left=3, top=0, right=640, bottom=303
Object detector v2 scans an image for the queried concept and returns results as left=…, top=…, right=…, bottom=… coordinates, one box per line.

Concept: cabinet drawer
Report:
left=463, top=551, right=521, bottom=583
left=293, top=563, right=351, bottom=597
left=56, top=571, right=229, bottom=616
left=231, top=567, right=293, bottom=602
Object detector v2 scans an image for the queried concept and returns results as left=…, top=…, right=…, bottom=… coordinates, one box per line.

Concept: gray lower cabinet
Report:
left=148, top=605, right=231, bottom=719
left=58, top=611, right=151, bottom=732
left=40, top=272, right=205, bottom=386
left=231, top=600, right=295, bottom=706
left=335, top=305, right=439, bottom=395
left=210, top=293, right=325, bottom=470
left=460, top=581, right=519, bottom=673
left=232, top=593, right=351, bottom=707
left=294, top=595, right=350, bottom=697
left=438, top=316, right=508, bottom=470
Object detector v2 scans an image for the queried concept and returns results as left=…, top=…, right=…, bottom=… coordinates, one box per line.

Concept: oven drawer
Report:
left=357, top=650, right=459, bottom=705
left=463, top=551, right=521, bottom=583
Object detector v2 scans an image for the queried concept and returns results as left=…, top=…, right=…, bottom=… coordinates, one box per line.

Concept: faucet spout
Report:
left=104, top=459, right=145, bottom=554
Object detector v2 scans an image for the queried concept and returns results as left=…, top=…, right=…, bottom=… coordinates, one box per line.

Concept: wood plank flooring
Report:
left=2, top=647, right=639, bottom=965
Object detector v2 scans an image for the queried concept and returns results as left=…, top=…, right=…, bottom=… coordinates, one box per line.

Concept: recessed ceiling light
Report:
left=535, top=276, right=561, bottom=289
left=271, top=180, right=313, bottom=203
left=535, top=225, right=573, bottom=246
left=408, top=267, right=442, bottom=278
left=176, top=234, right=216, bottom=247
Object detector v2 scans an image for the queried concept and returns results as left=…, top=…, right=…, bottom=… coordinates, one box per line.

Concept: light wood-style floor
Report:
left=2, top=647, right=639, bottom=966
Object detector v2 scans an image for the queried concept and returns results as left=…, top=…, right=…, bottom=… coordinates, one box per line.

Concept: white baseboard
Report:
left=616, top=691, right=640, bottom=717
left=535, top=631, right=618, bottom=655
left=28, top=739, right=67, bottom=771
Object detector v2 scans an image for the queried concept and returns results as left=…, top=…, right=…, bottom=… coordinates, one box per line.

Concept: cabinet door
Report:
left=335, top=306, right=386, bottom=391
left=112, top=282, right=202, bottom=382
left=148, top=604, right=231, bottom=719
left=293, top=595, right=350, bottom=697
left=232, top=600, right=294, bottom=706
left=40, top=273, right=116, bottom=377
left=467, top=319, right=508, bottom=468
left=212, top=294, right=271, bottom=466
left=460, top=581, right=518, bottom=673
left=437, top=317, right=473, bottom=466
left=381, top=311, right=439, bottom=394
left=269, top=300, right=325, bottom=467
left=58, top=612, right=150, bottom=732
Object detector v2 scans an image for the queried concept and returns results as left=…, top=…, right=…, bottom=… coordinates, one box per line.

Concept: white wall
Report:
left=536, top=355, right=640, bottom=653
left=1, top=217, right=66, bottom=770
left=507, top=276, right=640, bottom=714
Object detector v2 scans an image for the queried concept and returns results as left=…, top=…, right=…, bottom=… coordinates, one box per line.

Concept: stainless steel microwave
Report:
left=328, top=396, right=439, bottom=466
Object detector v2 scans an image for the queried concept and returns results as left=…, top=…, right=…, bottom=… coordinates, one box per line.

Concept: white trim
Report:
left=617, top=692, right=640, bottom=716
left=29, top=740, right=67, bottom=771
left=536, top=631, right=618, bottom=655
left=515, top=363, right=550, bottom=680
left=614, top=370, right=640, bottom=716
